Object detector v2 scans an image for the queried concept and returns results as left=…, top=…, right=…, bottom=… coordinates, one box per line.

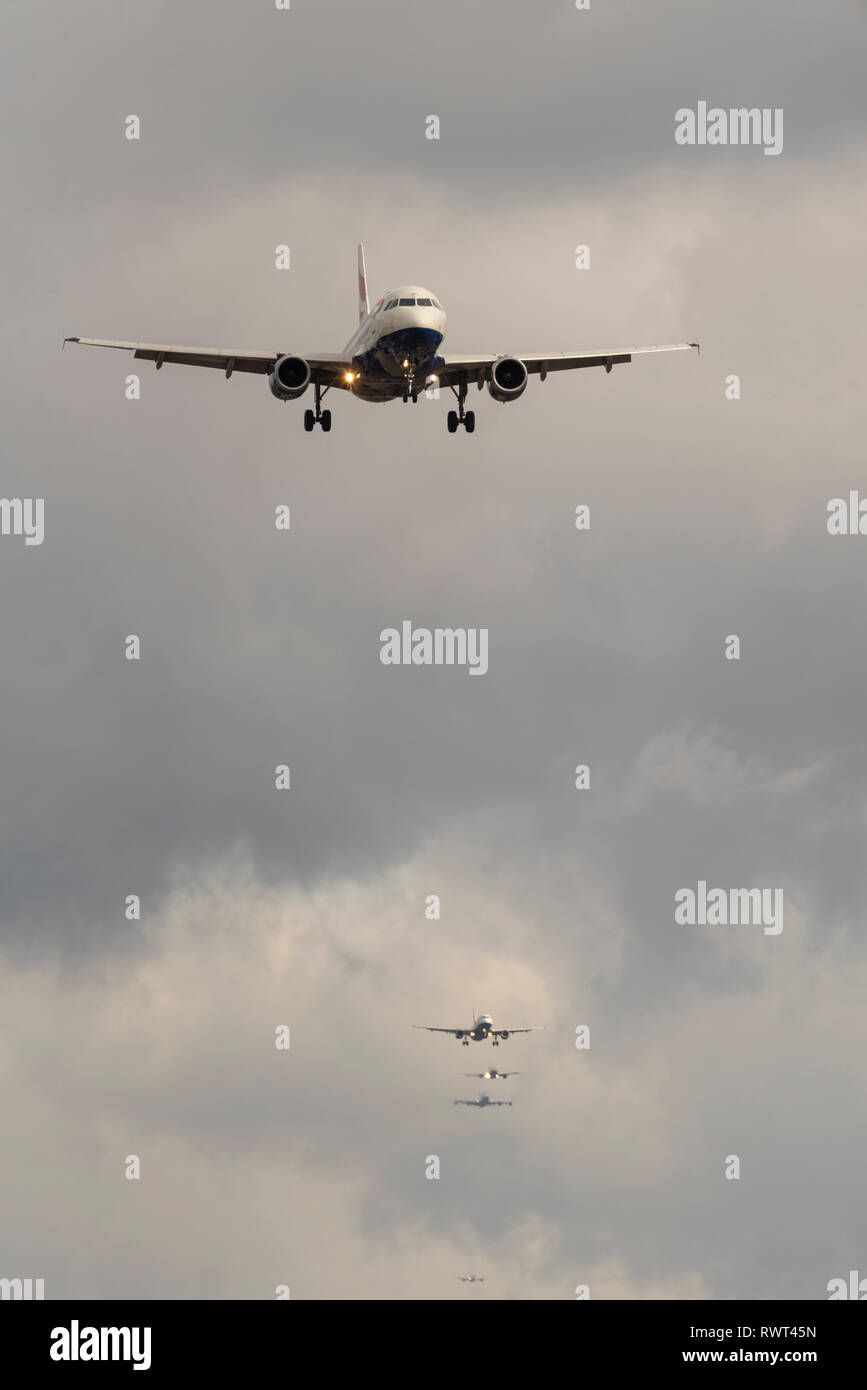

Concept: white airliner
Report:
left=462, top=1069, right=518, bottom=1081
left=414, top=1012, right=541, bottom=1047
left=453, top=1092, right=513, bottom=1109
left=65, top=244, right=698, bottom=434
left=453, top=1275, right=486, bottom=1284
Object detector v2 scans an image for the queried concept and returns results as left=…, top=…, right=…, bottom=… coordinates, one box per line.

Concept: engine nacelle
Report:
left=499, top=1030, right=510, bottom=1040
left=487, top=356, right=528, bottom=403
left=269, top=355, right=311, bottom=401
left=455, top=1031, right=465, bottom=1040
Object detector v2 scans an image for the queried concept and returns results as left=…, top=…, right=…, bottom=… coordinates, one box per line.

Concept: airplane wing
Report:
left=63, top=338, right=354, bottom=389
left=452, top=1099, right=477, bottom=1106
left=491, top=1027, right=543, bottom=1038
left=433, top=342, right=698, bottom=386
left=414, top=1026, right=467, bottom=1036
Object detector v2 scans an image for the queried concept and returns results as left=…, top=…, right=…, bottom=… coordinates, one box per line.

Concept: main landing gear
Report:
left=447, top=375, right=475, bottom=433
left=304, top=378, right=332, bottom=432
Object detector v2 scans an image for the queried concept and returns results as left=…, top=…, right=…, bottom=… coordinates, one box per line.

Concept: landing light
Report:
left=344, top=371, right=356, bottom=383
left=402, top=358, right=409, bottom=368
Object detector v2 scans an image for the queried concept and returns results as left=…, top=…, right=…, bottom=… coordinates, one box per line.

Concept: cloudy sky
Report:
left=2, top=0, right=866, bottom=1300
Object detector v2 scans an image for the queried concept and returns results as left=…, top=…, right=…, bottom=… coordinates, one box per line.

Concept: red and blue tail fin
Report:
left=357, top=243, right=369, bottom=322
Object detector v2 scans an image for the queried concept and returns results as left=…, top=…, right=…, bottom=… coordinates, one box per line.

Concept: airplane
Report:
left=453, top=1275, right=486, bottom=1284
left=414, top=1012, right=542, bottom=1047
left=64, top=244, right=699, bottom=435
left=462, top=1069, right=518, bottom=1081
left=454, top=1092, right=512, bottom=1108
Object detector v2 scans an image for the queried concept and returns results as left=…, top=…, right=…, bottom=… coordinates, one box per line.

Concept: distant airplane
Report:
left=462, top=1069, right=518, bottom=1080
left=414, top=1012, right=542, bottom=1047
left=65, top=244, right=699, bottom=434
left=453, top=1275, right=486, bottom=1284
left=454, top=1092, right=512, bottom=1108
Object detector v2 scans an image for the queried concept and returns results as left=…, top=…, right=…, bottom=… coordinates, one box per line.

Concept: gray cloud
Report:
left=1, top=1, right=866, bottom=1301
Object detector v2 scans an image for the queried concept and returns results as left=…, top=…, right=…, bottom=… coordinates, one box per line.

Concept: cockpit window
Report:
left=386, top=299, right=398, bottom=310
left=416, top=297, right=432, bottom=306
left=431, top=297, right=442, bottom=309
left=399, top=297, right=415, bottom=306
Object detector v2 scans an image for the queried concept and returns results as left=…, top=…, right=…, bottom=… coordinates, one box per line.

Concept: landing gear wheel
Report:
left=305, top=377, right=333, bottom=431
left=448, top=375, right=475, bottom=432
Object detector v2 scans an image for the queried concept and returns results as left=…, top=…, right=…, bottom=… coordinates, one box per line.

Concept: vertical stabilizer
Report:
left=357, top=243, right=370, bottom=322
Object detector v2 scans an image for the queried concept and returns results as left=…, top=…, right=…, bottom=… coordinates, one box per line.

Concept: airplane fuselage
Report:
left=343, top=286, right=447, bottom=401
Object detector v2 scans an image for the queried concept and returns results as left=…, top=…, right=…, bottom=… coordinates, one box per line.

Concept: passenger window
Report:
left=399, top=298, right=415, bottom=306
left=416, top=297, right=432, bottom=306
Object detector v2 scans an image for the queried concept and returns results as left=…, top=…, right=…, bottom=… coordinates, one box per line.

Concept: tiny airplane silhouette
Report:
left=453, top=1092, right=512, bottom=1108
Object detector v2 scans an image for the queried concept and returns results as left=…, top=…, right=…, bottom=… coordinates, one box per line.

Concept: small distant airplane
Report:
left=453, top=1275, right=486, bottom=1284
left=64, top=244, right=699, bottom=434
left=414, top=1012, right=542, bottom=1047
left=462, top=1069, right=518, bottom=1081
left=454, top=1092, right=512, bottom=1108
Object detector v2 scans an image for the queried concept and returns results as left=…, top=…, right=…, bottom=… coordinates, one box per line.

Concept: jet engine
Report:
left=499, top=1030, right=510, bottom=1040
left=269, top=355, right=311, bottom=400
left=455, top=1031, right=465, bottom=1040
left=487, top=356, right=528, bottom=403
